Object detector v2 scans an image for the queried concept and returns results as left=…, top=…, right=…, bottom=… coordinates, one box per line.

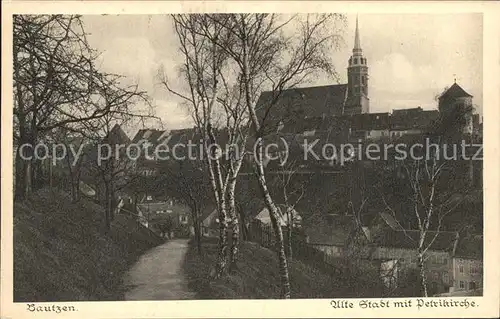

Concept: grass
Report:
left=14, top=188, right=163, bottom=302
left=184, top=237, right=380, bottom=299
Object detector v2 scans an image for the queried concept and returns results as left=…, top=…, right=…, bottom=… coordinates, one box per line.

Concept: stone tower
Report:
left=344, top=16, right=369, bottom=115
left=438, top=81, right=474, bottom=134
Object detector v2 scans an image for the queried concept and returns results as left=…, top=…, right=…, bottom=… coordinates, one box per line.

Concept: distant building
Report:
left=438, top=82, right=475, bottom=134
left=349, top=112, right=390, bottom=141
left=136, top=196, right=191, bottom=238
left=303, top=214, right=361, bottom=258
left=201, top=208, right=219, bottom=238
left=451, top=235, right=483, bottom=293
left=254, top=205, right=302, bottom=228
left=130, top=127, right=199, bottom=176
left=255, top=16, right=370, bottom=132
left=368, top=212, right=483, bottom=296
left=389, top=107, right=439, bottom=137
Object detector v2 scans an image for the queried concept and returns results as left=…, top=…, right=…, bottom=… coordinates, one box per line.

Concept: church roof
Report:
left=438, top=83, right=473, bottom=100
left=256, top=84, right=348, bottom=124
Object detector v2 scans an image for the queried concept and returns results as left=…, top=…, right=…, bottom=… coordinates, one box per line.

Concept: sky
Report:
left=81, top=13, right=483, bottom=132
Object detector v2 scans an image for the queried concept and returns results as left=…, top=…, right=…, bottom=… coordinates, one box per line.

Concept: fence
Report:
left=248, top=220, right=344, bottom=276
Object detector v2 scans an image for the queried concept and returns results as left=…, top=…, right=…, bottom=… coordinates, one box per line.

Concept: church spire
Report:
left=346, top=14, right=369, bottom=115
left=353, top=15, right=362, bottom=55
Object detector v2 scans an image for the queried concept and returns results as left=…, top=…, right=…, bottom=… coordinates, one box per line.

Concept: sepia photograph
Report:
left=2, top=1, right=499, bottom=318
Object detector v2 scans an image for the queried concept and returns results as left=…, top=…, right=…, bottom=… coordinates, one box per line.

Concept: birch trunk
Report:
left=417, top=252, right=428, bottom=297
left=255, top=139, right=291, bottom=298
left=227, top=176, right=240, bottom=272
left=207, top=125, right=229, bottom=278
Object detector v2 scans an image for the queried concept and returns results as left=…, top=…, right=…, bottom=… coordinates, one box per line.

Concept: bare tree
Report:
left=206, top=13, right=345, bottom=298
left=161, top=14, right=250, bottom=276
left=164, top=13, right=345, bottom=297
left=276, top=157, right=307, bottom=260
left=380, top=152, right=469, bottom=297
left=13, top=14, right=152, bottom=200
left=157, top=158, right=213, bottom=255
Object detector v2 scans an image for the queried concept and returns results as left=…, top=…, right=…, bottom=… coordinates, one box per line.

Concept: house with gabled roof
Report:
left=367, top=211, right=482, bottom=296
left=389, top=107, right=439, bottom=138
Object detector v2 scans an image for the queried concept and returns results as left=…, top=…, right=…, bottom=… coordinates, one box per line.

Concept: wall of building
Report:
left=452, top=257, right=483, bottom=291
left=312, top=244, right=344, bottom=257
left=367, top=129, right=389, bottom=140
left=372, top=247, right=453, bottom=295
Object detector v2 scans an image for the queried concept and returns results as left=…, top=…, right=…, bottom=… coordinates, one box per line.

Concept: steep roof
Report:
left=131, top=128, right=167, bottom=144
left=256, top=84, right=348, bottom=124
left=102, top=124, right=131, bottom=145
left=372, top=229, right=458, bottom=252
left=201, top=208, right=218, bottom=227
left=304, top=214, right=357, bottom=246
left=454, top=235, right=483, bottom=260
left=254, top=205, right=302, bottom=227
left=438, top=83, right=473, bottom=100
left=350, top=112, right=390, bottom=131
left=378, top=212, right=404, bottom=231
left=390, top=107, right=439, bottom=130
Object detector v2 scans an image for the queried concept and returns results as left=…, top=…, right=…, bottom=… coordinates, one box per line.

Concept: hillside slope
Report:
left=184, top=238, right=383, bottom=299
left=14, top=189, right=163, bottom=302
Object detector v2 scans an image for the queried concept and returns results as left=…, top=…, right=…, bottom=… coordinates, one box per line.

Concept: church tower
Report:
left=344, top=16, right=369, bottom=115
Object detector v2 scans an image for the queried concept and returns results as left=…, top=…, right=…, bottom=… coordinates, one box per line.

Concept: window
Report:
left=443, top=258, right=448, bottom=265
left=459, top=265, right=464, bottom=273
left=362, top=76, right=366, bottom=85
left=459, top=281, right=466, bottom=289
left=303, top=129, right=316, bottom=137
left=443, top=272, right=449, bottom=284
left=180, top=215, right=188, bottom=223
left=432, top=272, right=439, bottom=281
left=469, top=282, right=476, bottom=290
left=470, top=265, right=480, bottom=274
left=353, top=58, right=358, bottom=64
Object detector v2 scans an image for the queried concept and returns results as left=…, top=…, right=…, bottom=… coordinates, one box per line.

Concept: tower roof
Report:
left=438, top=82, right=473, bottom=100
left=353, top=15, right=362, bottom=55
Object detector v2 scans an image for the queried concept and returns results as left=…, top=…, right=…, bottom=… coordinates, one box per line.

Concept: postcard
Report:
left=1, top=1, right=499, bottom=318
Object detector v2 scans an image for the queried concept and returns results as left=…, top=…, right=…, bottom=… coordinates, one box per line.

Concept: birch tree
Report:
left=161, top=14, right=250, bottom=276
left=204, top=13, right=345, bottom=298
left=380, top=148, right=472, bottom=296
left=165, top=13, right=345, bottom=296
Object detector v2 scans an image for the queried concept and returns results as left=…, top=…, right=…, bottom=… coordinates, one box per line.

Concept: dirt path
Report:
left=124, top=239, right=196, bottom=300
